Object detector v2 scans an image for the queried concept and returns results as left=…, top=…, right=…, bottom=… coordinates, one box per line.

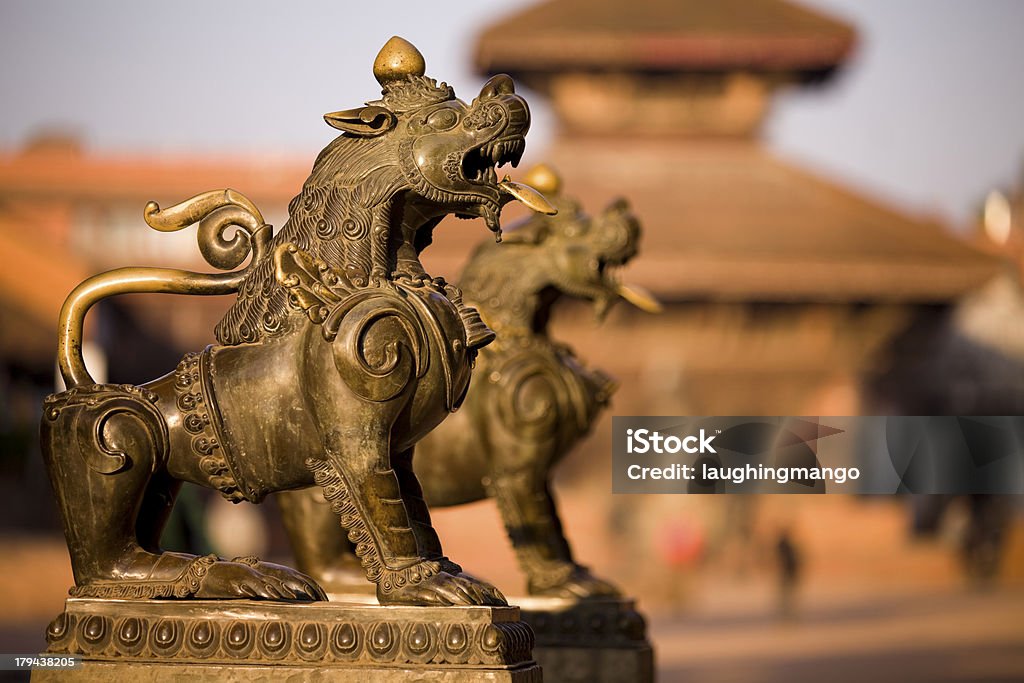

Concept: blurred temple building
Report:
left=464, top=0, right=1018, bottom=427
left=1, top=0, right=1021, bottom=528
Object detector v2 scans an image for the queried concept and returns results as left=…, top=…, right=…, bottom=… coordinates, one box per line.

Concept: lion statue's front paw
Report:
left=375, top=558, right=507, bottom=607
left=225, top=556, right=328, bottom=601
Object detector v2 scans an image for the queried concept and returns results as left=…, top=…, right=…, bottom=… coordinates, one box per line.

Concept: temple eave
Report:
left=628, top=256, right=1000, bottom=302
left=477, top=34, right=855, bottom=72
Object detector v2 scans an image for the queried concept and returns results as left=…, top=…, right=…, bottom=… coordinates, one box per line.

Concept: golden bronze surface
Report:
left=40, top=37, right=552, bottom=608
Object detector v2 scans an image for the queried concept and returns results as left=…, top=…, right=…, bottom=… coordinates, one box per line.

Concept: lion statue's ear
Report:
left=324, top=105, right=397, bottom=137
left=603, top=197, right=631, bottom=216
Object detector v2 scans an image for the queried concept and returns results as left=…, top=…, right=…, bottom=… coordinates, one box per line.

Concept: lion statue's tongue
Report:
left=484, top=177, right=557, bottom=240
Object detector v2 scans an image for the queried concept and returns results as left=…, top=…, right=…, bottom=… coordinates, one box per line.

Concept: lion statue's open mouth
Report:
left=369, top=68, right=553, bottom=240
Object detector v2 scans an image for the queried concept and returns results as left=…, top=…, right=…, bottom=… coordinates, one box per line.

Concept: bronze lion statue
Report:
left=40, top=37, right=554, bottom=607
left=278, top=165, right=660, bottom=599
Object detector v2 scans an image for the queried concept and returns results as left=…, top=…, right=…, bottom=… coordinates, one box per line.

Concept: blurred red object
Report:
left=657, top=518, right=705, bottom=568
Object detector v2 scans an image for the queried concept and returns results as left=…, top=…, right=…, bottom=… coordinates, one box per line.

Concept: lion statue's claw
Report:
left=378, top=570, right=507, bottom=607
left=529, top=564, right=621, bottom=600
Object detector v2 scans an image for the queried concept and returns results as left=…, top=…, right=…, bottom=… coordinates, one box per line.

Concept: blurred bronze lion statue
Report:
left=279, top=165, right=659, bottom=598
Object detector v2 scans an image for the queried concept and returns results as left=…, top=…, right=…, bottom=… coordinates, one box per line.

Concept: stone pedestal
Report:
left=516, top=597, right=653, bottom=683
left=35, top=596, right=540, bottom=682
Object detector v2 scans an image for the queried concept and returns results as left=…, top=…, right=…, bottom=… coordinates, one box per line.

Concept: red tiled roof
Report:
left=0, top=147, right=307, bottom=204
left=0, top=147, right=310, bottom=358
left=429, top=140, right=998, bottom=303
left=0, top=140, right=996, bottom=315
left=0, top=209, right=91, bottom=361
left=546, top=139, right=997, bottom=301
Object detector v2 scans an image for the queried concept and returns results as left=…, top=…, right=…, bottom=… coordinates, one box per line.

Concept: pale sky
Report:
left=2, top=0, right=1023, bottom=230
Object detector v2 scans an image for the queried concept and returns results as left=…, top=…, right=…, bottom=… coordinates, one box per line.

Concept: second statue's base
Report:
left=515, top=596, right=654, bottom=683
left=36, top=595, right=540, bottom=682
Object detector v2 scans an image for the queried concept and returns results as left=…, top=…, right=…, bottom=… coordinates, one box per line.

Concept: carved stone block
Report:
left=517, top=597, right=653, bottom=683
left=34, top=597, right=541, bottom=682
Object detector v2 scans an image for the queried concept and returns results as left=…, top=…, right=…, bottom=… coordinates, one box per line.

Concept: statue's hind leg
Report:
left=41, top=386, right=322, bottom=600
left=41, top=387, right=208, bottom=597
left=135, top=471, right=182, bottom=553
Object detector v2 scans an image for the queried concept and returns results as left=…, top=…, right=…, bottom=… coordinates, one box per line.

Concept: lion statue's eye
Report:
left=426, top=108, right=459, bottom=131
